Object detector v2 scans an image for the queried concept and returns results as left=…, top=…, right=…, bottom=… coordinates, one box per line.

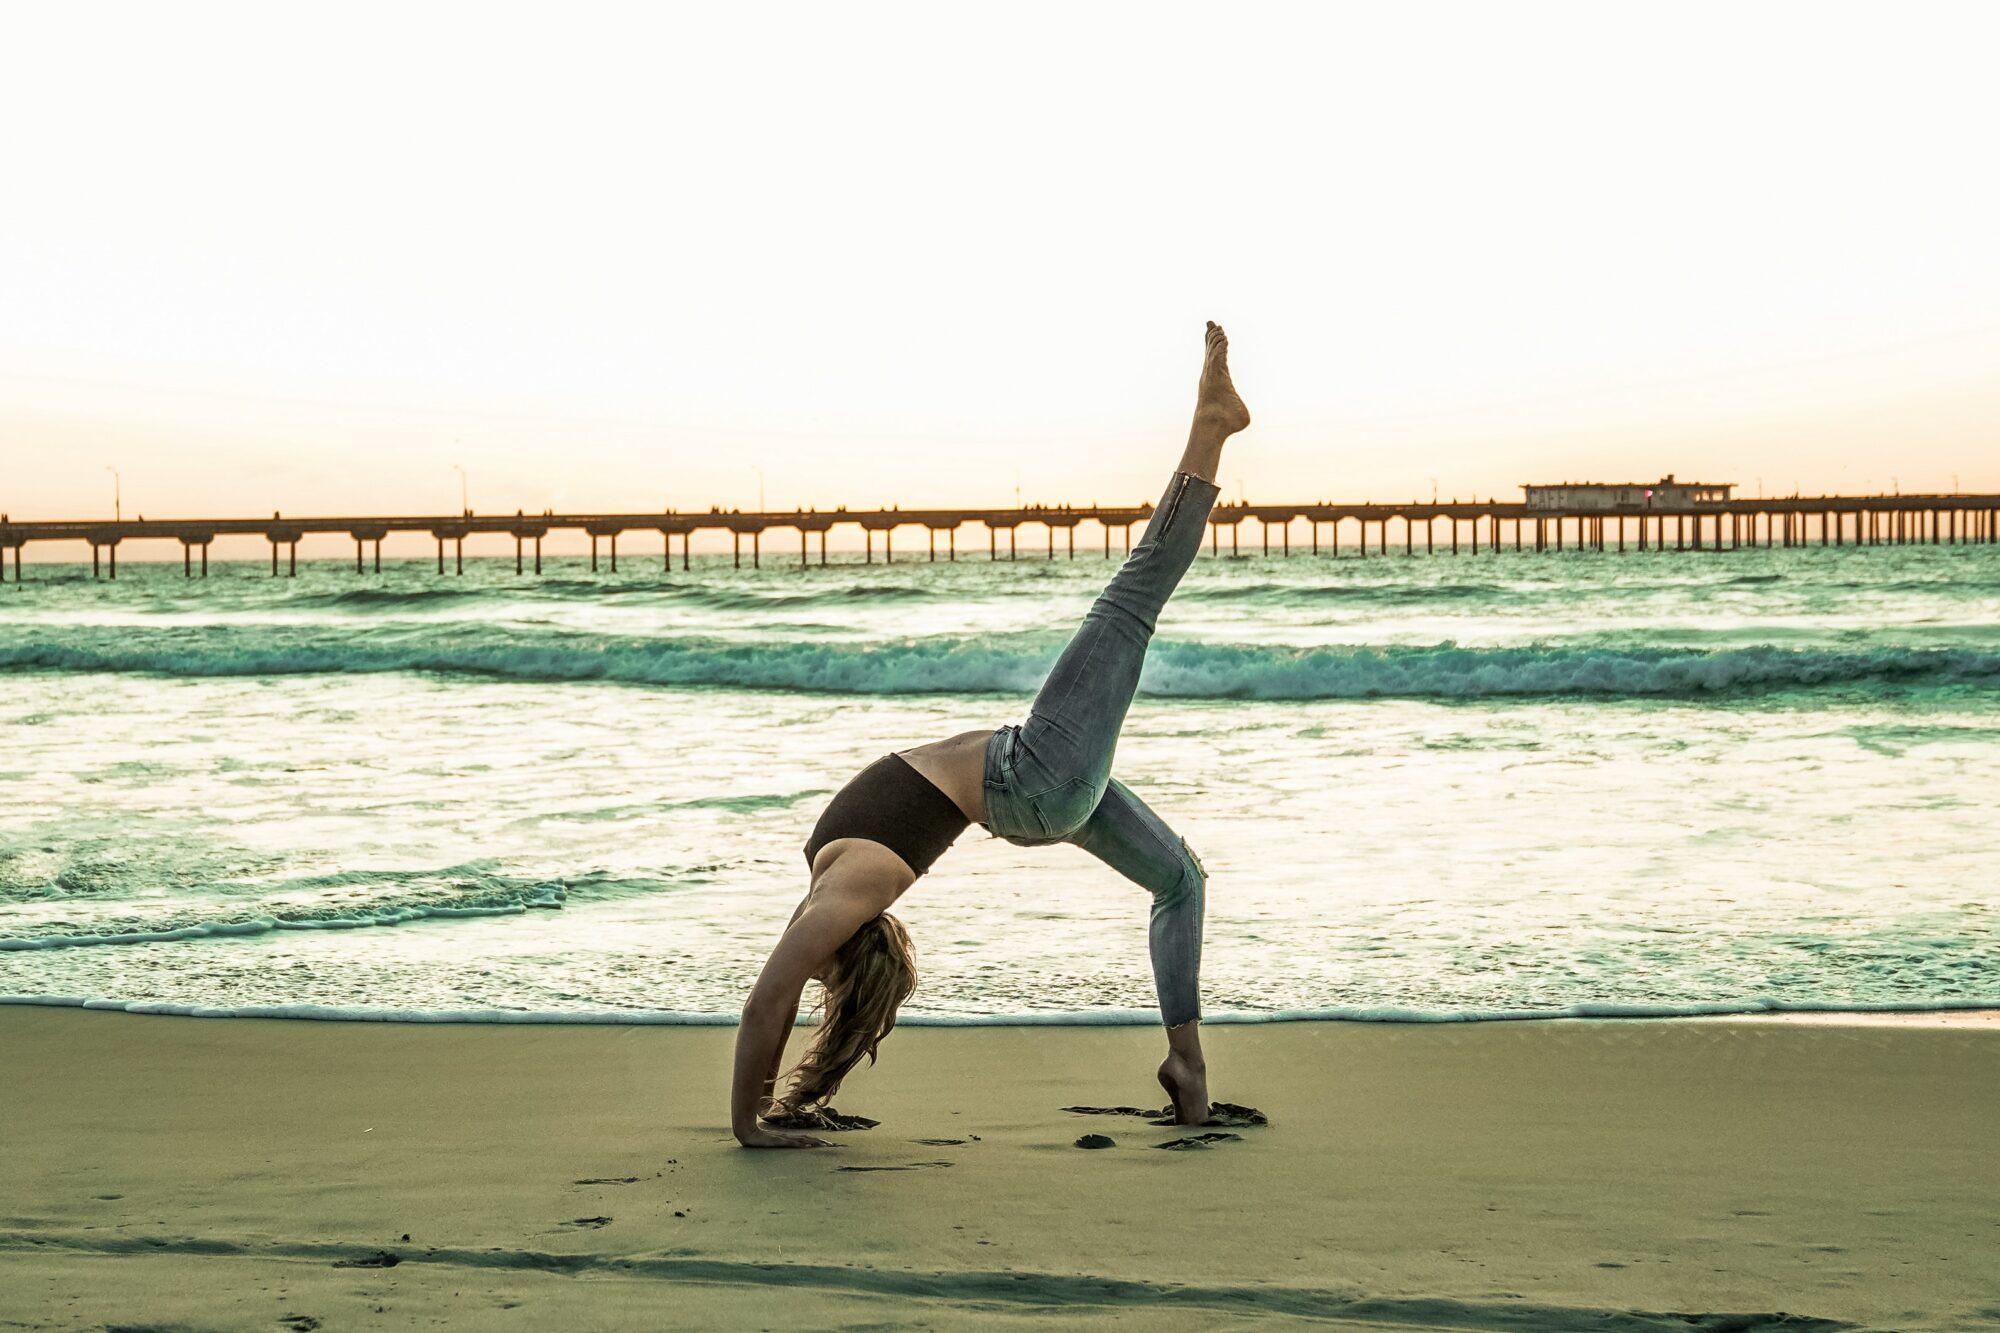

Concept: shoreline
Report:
left=3, top=990, right=1997, bottom=1028
left=4, top=1005, right=1995, bottom=1329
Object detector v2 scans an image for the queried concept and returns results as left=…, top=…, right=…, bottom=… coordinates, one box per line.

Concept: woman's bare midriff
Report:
left=895, top=727, right=994, bottom=829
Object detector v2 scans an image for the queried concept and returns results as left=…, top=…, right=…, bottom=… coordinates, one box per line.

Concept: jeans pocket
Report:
left=1029, top=777, right=1095, bottom=839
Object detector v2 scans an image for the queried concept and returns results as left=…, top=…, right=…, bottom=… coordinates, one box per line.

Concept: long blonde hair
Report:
left=776, top=912, right=917, bottom=1113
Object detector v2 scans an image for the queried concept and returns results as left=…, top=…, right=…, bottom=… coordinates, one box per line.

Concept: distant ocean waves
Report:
left=281, top=579, right=952, bottom=612
left=5, top=625, right=2000, bottom=700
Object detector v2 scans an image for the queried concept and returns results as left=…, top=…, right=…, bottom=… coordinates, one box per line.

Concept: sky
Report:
left=4, top=0, right=1999, bottom=543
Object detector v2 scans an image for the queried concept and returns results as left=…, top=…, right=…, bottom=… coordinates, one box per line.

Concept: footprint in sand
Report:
left=1154, top=1132, right=1244, bottom=1150
left=573, top=1176, right=641, bottom=1185
left=912, top=1138, right=967, bottom=1146
left=836, top=1160, right=954, bottom=1172
left=563, top=1216, right=614, bottom=1229
left=1062, top=1101, right=1268, bottom=1128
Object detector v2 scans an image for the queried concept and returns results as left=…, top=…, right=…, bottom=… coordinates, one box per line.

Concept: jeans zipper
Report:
left=1155, top=471, right=1193, bottom=531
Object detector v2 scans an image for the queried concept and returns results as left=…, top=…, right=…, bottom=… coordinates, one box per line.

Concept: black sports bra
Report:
left=802, top=752, right=970, bottom=878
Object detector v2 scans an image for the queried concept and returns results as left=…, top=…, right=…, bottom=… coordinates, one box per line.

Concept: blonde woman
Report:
left=732, top=322, right=1249, bottom=1148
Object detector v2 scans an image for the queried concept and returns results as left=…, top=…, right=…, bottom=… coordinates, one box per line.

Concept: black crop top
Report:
left=803, top=752, right=970, bottom=878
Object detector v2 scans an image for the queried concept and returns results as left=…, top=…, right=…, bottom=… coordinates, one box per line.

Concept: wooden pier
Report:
left=1, top=493, right=1996, bottom=580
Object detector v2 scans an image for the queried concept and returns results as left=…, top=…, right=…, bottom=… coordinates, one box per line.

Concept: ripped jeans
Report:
left=981, top=468, right=1219, bottom=1027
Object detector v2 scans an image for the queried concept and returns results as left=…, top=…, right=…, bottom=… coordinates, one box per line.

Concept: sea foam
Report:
left=1, top=993, right=1994, bottom=1026
left=0, top=884, right=568, bottom=952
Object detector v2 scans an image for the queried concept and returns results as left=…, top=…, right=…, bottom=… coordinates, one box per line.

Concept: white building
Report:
left=1522, top=475, right=1734, bottom=511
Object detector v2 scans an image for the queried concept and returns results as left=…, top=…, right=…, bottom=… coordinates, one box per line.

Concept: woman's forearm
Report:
left=731, top=1000, right=793, bottom=1136
left=758, top=998, right=801, bottom=1113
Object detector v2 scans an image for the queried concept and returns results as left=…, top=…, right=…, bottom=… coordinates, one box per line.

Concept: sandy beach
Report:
left=2, top=1008, right=1996, bottom=1330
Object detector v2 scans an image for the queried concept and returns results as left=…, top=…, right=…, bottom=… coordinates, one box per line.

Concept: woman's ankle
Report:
left=1164, top=1020, right=1205, bottom=1068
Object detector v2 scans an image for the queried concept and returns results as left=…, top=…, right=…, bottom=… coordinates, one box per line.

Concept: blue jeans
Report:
left=981, top=468, right=1219, bottom=1027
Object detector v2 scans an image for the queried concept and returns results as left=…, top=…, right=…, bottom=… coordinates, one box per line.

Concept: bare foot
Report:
left=1194, top=321, right=1250, bottom=440
left=1157, top=1051, right=1210, bottom=1126
left=1179, top=322, right=1250, bottom=480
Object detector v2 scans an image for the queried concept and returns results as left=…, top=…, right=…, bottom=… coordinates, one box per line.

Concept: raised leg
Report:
left=995, top=324, right=1249, bottom=839
left=1009, top=465, right=1219, bottom=821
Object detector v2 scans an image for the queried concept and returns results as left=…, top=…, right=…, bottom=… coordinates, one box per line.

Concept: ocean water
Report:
left=3, top=540, right=1997, bottom=1025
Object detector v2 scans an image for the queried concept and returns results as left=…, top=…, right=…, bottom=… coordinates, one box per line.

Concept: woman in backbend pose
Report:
left=731, top=322, right=1250, bottom=1148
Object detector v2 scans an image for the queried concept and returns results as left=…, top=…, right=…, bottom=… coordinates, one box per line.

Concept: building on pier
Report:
left=1523, top=475, right=1733, bottom=511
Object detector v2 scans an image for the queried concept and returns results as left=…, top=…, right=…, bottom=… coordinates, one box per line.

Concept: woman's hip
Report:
left=981, top=723, right=1107, bottom=844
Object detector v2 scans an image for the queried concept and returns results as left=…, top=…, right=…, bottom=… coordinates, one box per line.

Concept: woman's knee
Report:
left=1151, top=841, right=1206, bottom=916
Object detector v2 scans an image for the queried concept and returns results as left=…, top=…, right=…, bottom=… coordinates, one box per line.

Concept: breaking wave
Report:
left=4, top=625, right=1999, bottom=699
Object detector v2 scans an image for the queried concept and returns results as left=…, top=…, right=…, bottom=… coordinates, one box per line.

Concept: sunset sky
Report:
left=5, top=0, right=1998, bottom=542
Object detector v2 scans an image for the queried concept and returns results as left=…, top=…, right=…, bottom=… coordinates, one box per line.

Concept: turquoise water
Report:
left=2, top=543, right=1996, bottom=1024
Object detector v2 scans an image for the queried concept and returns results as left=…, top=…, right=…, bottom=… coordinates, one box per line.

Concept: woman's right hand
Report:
left=736, top=1125, right=831, bottom=1149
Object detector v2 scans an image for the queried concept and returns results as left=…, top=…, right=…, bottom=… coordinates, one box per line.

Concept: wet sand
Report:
left=2, top=1006, right=1996, bottom=1330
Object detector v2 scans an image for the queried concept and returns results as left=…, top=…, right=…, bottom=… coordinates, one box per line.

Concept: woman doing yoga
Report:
left=731, top=321, right=1250, bottom=1148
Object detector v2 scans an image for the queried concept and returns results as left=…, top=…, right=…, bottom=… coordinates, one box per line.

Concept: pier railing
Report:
left=1, top=494, right=1996, bottom=579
